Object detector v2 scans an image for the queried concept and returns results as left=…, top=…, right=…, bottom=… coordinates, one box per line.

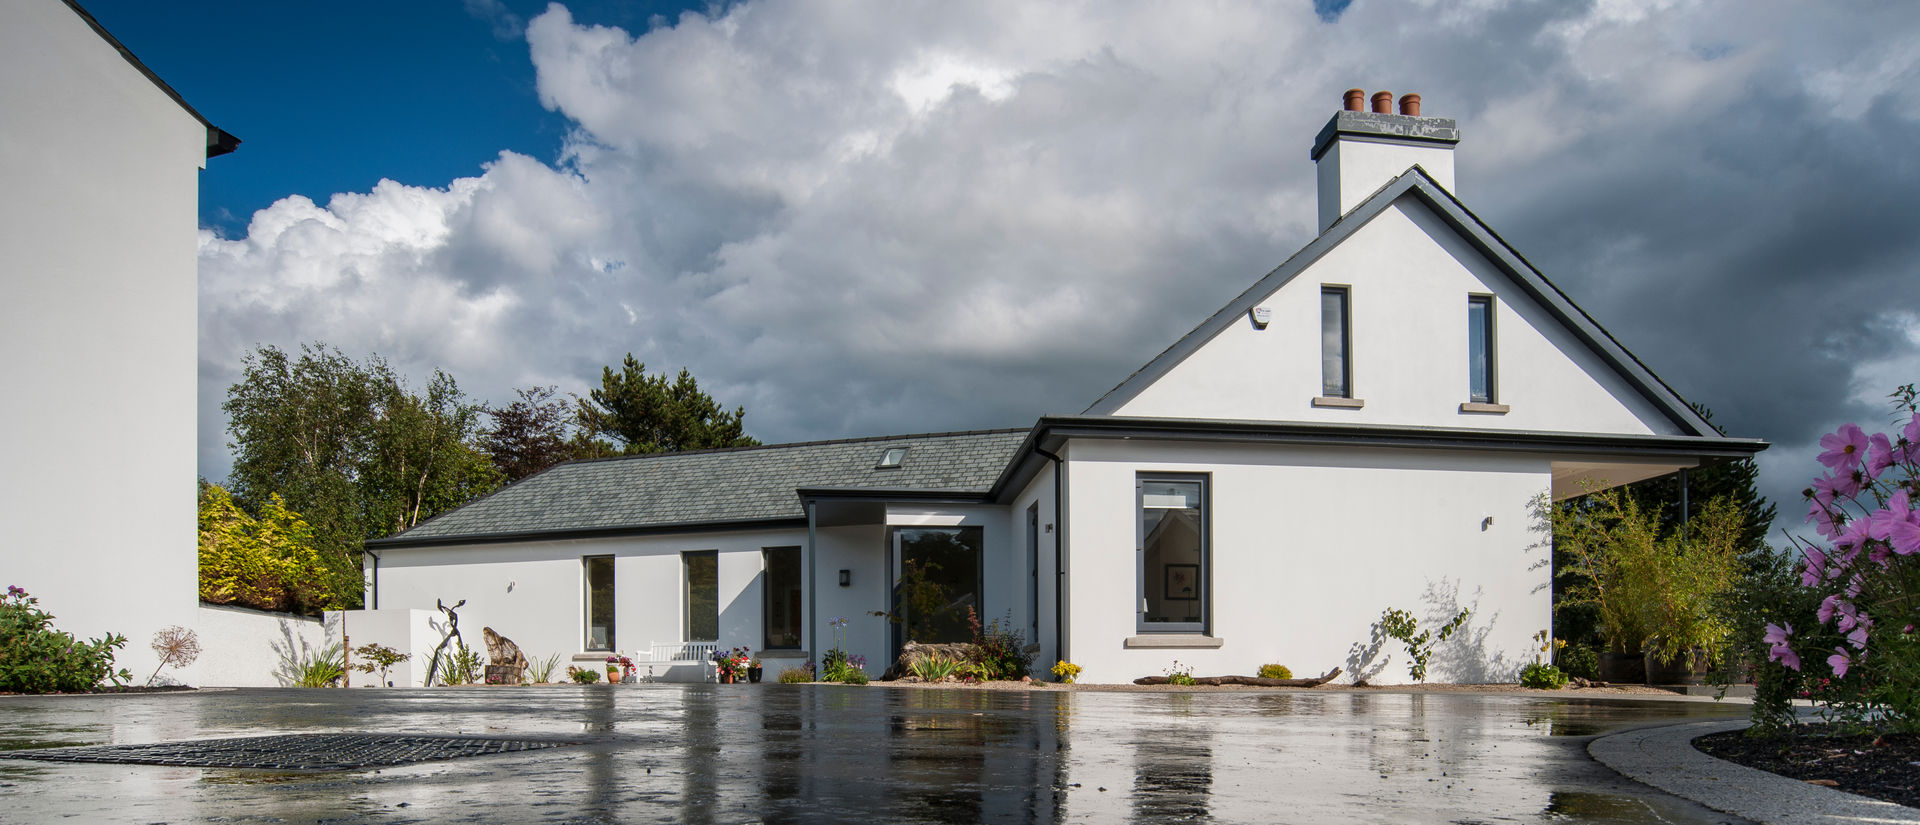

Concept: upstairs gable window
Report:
left=1320, top=286, right=1352, bottom=398
left=1468, top=295, right=1495, bottom=403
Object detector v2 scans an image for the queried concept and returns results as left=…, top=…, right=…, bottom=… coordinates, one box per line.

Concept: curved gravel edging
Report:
left=1589, top=718, right=1920, bottom=825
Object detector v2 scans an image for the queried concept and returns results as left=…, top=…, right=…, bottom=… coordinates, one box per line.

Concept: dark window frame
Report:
left=1321, top=285, right=1353, bottom=399
left=683, top=549, right=719, bottom=643
left=762, top=546, right=803, bottom=650
left=583, top=555, right=615, bottom=652
left=1468, top=293, right=1497, bottom=403
left=1135, top=473, right=1211, bottom=635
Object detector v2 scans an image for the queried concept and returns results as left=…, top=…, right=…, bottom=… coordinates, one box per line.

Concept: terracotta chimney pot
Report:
left=1398, top=93, right=1421, bottom=116
left=1371, top=91, right=1394, bottom=114
left=1343, top=89, right=1366, bottom=111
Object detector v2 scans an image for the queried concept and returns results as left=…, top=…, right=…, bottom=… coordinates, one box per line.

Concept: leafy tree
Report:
left=482, top=386, right=579, bottom=481
left=360, top=369, right=501, bottom=536
left=222, top=344, right=505, bottom=609
left=576, top=355, right=759, bottom=455
left=222, top=344, right=378, bottom=599
left=1625, top=404, right=1777, bottom=562
left=1554, top=403, right=1776, bottom=657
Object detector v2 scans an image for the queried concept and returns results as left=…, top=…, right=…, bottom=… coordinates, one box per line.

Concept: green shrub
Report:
left=965, top=609, right=1033, bottom=680
left=285, top=642, right=345, bottom=688
left=909, top=651, right=961, bottom=682
left=778, top=665, right=814, bottom=684
left=567, top=666, right=600, bottom=684
left=0, top=587, right=129, bottom=693
left=840, top=669, right=870, bottom=685
left=1557, top=643, right=1599, bottom=681
left=441, top=643, right=483, bottom=686
left=1519, top=662, right=1569, bottom=689
left=1380, top=607, right=1470, bottom=683
left=1257, top=664, right=1292, bottom=680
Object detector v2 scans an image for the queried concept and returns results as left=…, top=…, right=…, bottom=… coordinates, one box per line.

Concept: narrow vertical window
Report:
left=584, top=556, right=615, bottom=651
left=1468, top=295, right=1494, bottom=403
left=1138, top=475, right=1208, bottom=633
left=1321, top=287, right=1351, bottom=398
left=762, top=547, right=802, bottom=649
left=684, top=550, right=718, bottom=642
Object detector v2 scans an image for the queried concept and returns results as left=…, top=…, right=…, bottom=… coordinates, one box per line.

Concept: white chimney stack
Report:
left=1312, top=89, right=1460, bottom=233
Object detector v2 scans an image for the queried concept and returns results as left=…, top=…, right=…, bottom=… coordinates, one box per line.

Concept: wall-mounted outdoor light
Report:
left=838, top=569, right=851, bottom=587
left=1481, top=516, right=1494, bottom=531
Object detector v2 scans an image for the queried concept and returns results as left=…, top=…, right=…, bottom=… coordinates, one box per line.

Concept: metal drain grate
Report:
left=0, top=733, right=579, bottom=771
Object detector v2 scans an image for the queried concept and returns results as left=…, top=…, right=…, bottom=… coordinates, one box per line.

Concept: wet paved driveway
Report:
left=0, top=686, right=1748, bottom=824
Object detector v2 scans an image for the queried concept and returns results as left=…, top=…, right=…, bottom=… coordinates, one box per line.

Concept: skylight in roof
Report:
left=877, top=447, right=908, bottom=469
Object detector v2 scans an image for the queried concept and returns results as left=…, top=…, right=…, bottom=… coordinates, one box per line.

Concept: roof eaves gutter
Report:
left=62, top=0, right=240, bottom=160
left=795, top=487, right=994, bottom=506
left=367, top=516, right=810, bottom=550
left=1030, top=415, right=1768, bottom=460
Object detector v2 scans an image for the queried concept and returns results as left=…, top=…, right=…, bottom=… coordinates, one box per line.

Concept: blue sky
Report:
left=71, top=1, right=1920, bottom=517
left=86, top=0, right=707, bottom=235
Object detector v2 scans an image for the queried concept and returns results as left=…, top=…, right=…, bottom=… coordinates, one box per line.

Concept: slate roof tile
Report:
left=389, top=428, right=1029, bottom=542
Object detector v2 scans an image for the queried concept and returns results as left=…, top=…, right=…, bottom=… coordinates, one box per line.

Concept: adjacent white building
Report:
left=365, top=93, right=1766, bottom=685
left=1, top=0, right=245, bottom=681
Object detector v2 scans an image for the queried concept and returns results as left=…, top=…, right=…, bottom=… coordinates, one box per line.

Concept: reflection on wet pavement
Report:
left=0, top=687, right=1748, bottom=823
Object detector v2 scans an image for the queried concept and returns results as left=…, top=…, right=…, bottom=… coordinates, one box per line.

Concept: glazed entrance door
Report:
left=889, top=526, right=983, bottom=655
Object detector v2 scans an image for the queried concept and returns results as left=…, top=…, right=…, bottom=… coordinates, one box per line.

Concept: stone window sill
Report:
left=1459, top=402, right=1511, bottom=414
left=1123, top=635, right=1225, bottom=650
left=1311, top=396, right=1365, bottom=409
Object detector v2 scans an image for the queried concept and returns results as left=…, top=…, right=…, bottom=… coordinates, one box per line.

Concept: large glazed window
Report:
left=1468, top=295, right=1495, bottom=403
left=763, top=546, right=802, bottom=649
left=684, top=550, right=718, bottom=642
left=892, top=527, right=983, bottom=645
left=1321, top=286, right=1351, bottom=398
left=584, top=556, right=615, bottom=651
left=1138, top=476, right=1208, bottom=633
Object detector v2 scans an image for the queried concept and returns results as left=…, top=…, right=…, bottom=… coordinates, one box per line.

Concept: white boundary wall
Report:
left=167, top=605, right=330, bottom=687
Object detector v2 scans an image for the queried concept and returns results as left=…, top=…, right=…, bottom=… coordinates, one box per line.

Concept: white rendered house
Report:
left=0, top=0, right=243, bottom=681
left=365, top=93, right=1766, bottom=685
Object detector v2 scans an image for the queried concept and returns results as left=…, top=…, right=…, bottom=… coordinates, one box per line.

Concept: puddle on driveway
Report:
left=0, top=687, right=1748, bottom=823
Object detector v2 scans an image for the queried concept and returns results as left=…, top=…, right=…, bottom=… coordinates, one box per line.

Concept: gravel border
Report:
left=1589, top=718, right=1920, bottom=824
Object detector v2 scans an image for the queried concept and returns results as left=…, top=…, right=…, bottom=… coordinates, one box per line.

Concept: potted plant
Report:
left=605, top=655, right=622, bottom=684
left=713, top=646, right=750, bottom=683
left=747, top=655, right=763, bottom=684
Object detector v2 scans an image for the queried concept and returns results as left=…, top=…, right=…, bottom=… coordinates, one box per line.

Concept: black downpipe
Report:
left=1036, top=447, right=1066, bottom=666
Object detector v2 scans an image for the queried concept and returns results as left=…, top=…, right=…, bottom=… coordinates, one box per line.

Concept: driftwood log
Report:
left=1132, top=667, right=1341, bottom=687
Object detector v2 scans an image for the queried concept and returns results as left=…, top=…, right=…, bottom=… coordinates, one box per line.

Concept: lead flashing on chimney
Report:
left=1311, top=111, right=1460, bottom=161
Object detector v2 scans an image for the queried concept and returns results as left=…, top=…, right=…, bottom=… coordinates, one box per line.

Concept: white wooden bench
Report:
left=634, top=641, right=718, bottom=682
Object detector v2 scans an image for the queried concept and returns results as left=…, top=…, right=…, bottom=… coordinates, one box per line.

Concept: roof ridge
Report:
left=552, top=426, right=1033, bottom=469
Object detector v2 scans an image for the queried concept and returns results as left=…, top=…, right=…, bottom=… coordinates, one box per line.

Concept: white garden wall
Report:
left=170, top=605, right=330, bottom=688
left=1060, top=438, right=1552, bottom=685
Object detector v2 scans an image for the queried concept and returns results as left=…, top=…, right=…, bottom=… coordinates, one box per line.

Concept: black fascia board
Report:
left=1080, top=166, right=1720, bottom=438
left=63, top=0, right=240, bottom=159
left=366, top=516, right=809, bottom=550
left=1030, top=415, right=1767, bottom=460
left=795, top=487, right=993, bottom=505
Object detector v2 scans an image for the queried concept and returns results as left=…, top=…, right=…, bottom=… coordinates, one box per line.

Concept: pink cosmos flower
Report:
left=1799, top=547, right=1830, bottom=587
left=1819, top=424, right=1870, bottom=474
left=1764, top=623, right=1801, bottom=671
left=1829, top=648, right=1851, bottom=678
left=1848, top=623, right=1871, bottom=650
left=1905, top=412, right=1920, bottom=448
left=1808, top=499, right=1838, bottom=538
left=1867, top=433, right=1897, bottom=478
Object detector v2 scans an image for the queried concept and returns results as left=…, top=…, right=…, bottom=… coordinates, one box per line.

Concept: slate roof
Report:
left=375, top=428, right=1030, bottom=547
